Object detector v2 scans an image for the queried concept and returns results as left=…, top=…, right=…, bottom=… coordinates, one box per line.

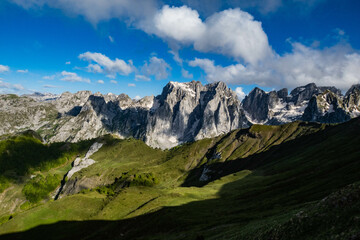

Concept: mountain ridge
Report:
left=1, top=81, right=359, bottom=148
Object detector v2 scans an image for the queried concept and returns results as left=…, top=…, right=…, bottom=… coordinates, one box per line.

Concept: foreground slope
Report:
left=0, top=118, right=360, bottom=239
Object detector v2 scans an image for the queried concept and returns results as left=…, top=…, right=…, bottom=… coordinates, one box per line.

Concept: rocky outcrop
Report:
left=56, top=142, right=104, bottom=198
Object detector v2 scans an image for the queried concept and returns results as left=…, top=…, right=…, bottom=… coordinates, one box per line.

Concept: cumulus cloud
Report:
left=79, top=52, right=134, bottom=76
left=13, top=2, right=272, bottom=64
left=0, top=65, right=10, bottom=73
left=17, top=69, right=28, bottom=73
left=0, top=80, right=24, bottom=91
left=110, top=80, right=117, bottom=84
left=190, top=42, right=360, bottom=90
left=153, top=5, right=206, bottom=43
left=86, top=64, right=103, bottom=73
left=149, top=6, right=272, bottom=64
left=141, top=56, right=171, bottom=80
left=61, top=71, right=90, bottom=83
left=235, top=87, right=246, bottom=100
left=194, top=8, right=272, bottom=64
left=128, top=83, right=136, bottom=87
left=97, top=80, right=104, bottom=84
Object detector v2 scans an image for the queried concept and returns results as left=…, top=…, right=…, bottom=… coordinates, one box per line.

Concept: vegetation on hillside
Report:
left=22, top=174, right=61, bottom=203
left=0, top=134, right=92, bottom=178
left=0, top=118, right=359, bottom=239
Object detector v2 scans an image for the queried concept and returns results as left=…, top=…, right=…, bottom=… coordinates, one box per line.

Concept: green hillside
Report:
left=0, top=118, right=359, bottom=239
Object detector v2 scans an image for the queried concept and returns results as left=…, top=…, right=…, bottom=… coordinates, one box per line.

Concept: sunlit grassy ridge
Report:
left=0, top=118, right=359, bottom=239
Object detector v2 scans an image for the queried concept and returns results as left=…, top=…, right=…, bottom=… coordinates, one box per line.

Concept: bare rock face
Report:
left=145, top=81, right=249, bottom=148
left=1, top=81, right=360, bottom=149
left=302, top=90, right=350, bottom=123
left=242, top=83, right=356, bottom=124
left=0, top=81, right=248, bottom=149
left=0, top=94, right=57, bottom=136
left=345, top=84, right=360, bottom=117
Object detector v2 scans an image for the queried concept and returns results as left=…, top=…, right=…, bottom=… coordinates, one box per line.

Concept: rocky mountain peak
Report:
left=345, top=84, right=360, bottom=97
left=242, top=87, right=269, bottom=122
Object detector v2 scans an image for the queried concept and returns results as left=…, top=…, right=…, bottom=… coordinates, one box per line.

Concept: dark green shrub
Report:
left=0, top=176, right=9, bottom=193
left=22, top=174, right=61, bottom=203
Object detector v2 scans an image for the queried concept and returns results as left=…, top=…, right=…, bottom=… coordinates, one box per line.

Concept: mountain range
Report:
left=1, top=81, right=359, bottom=148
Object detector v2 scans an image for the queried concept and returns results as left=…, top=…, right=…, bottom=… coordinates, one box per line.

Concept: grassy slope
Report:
left=0, top=134, right=93, bottom=220
left=0, top=118, right=359, bottom=239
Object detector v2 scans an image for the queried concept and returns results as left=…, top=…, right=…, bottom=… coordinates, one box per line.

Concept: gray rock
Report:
left=1, top=81, right=360, bottom=149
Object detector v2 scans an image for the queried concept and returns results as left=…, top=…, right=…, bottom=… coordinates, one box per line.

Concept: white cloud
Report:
left=134, top=95, right=141, bottom=100
left=181, top=68, right=193, bottom=79
left=11, top=0, right=158, bottom=24
left=43, top=75, right=56, bottom=80
left=128, top=83, right=136, bottom=87
left=135, top=74, right=151, bottom=81
left=168, top=50, right=183, bottom=65
left=86, top=64, right=103, bottom=73
left=189, top=58, right=266, bottom=85
left=61, top=71, right=90, bottom=83
left=190, top=42, right=360, bottom=90
left=179, top=0, right=326, bottom=15
left=149, top=6, right=272, bottom=64
left=14, top=2, right=271, bottom=64
left=79, top=52, right=134, bottom=76
left=153, top=5, right=206, bottom=43
left=65, top=61, right=71, bottom=65
left=43, top=84, right=60, bottom=88
left=0, top=80, right=24, bottom=91
left=0, top=65, right=10, bottom=73
left=110, top=80, right=117, bottom=84
left=109, top=36, right=114, bottom=43
left=141, top=56, right=171, bottom=80
left=97, top=80, right=104, bottom=84
left=235, top=87, right=246, bottom=101
left=17, top=69, right=28, bottom=73
left=195, top=8, right=272, bottom=64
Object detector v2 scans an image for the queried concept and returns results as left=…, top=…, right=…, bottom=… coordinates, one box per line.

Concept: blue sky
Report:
left=0, top=0, right=359, bottom=99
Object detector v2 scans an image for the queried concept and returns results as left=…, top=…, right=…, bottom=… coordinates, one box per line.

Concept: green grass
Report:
left=0, top=118, right=360, bottom=239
